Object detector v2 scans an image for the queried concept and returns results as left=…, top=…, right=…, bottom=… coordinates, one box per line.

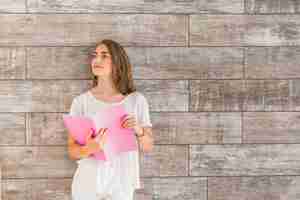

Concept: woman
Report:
left=67, top=39, right=154, bottom=200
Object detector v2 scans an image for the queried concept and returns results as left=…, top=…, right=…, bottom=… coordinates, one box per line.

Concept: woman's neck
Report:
left=93, top=76, right=121, bottom=96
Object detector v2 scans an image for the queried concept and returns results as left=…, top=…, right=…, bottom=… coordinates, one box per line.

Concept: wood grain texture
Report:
left=245, top=47, right=300, bottom=79
left=190, top=80, right=300, bottom=111
left=27, top=0, right=244, bottom=14
left=142, top=177, right=207, bottom=200
left=190, top=144, right=300, bottom=176
left=0, top=0, right=26, bottom=12
left=190, top=80, right=244, bottom=111
left=27, top=47, right=92, bottom=79
left=0, top=80, right=91, bottom=112
left=0, top=113, right=25, bottom=145
left=190, top=15, right=300, bottom=46
left=246, top=0, right=300, bottom=13
left=208, top=176, right=300, bottom=200
left=244, top=112, right=300, bottom=143
left=244, top=80, right=290, bottom=111
left=0, top=146, right=76, bottom=178
left=27, top=47, right=243, bottom=79
left=27, top=113, right=68, bottom=145
left=0, top=14, right=187, bottom=46
left=130, top=47, right=243, bottom=79
left=135, top=80, right=189, bottom=112
left=152, top=112, right=241, bottom=144
left=140, top=145, right=188, bottom=177
left=0, top=48, right=25, bottom=79
left=2, top=179, right=71, bottom=200
left=291, top=79, right=300, bottom=111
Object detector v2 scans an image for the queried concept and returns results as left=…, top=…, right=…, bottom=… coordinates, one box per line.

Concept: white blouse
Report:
left=69, top=90, right=152, bottom=199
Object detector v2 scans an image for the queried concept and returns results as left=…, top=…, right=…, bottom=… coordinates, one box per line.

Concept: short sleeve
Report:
left=69, top=96, right=82, bottom=116
left=137, top=93, right=152, bottom=127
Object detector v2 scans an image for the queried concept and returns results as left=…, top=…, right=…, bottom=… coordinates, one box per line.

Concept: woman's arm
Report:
left=136, top=127, right=154, bottom=153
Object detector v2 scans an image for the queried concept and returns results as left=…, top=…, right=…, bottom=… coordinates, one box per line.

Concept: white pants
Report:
left=71, top=158, right=135, bottom=200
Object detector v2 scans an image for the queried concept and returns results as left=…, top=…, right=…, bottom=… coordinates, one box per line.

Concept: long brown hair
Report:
left=89, top=39, right=136, bottom=95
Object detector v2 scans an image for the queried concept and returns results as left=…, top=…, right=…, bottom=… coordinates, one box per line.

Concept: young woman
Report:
left=68, top=39, right=154, bottom=200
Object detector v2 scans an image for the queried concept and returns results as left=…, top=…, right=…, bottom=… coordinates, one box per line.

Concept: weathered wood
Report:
left=27, top=0, right=243, bottom=14
left=190, top=15, right=300, bottom=46
left=27, top=113, right=68, bottom=145
left=0, top=48, right=25, bottom=79
left=27, top=47, right=243, bottom=79
left=151, top=112, right=241, bottom=144
left=135, top=80, right=189, bottom=112
left=190, top=144, right=300, bottom=176
left=0, top=14, right=187, bottom=46
left=0, top=146, right=76, bottom=178
left=246, top=0, right=300, bottom=13
left=244, top=112, right=300, bottom=143
left=244, top=80, right=290, bottom=111
left=208, top=176, right=300, bottom=200
left=140, top=145, right=188, bottom=177
left=190, top=80, right=244, bottom=111
left=190, top=80, right=300, bottom=111
left=0, top=113, right=25, bottom=145
left=245, top=47, right=300, bottom=79
left=131, top=47, right=243, bottom=79
left=141, top=177, right=207, bottom=200
left=2, top=179, right=71, bottom=200
left=0, top=0, right=26, bottom=13
left=27, top=47, right=92, bottom=79
left=0, top=80, right=91, bottom=112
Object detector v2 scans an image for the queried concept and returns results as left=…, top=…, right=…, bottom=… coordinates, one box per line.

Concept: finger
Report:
left=97, top=128, right=107, bottom=136
left=121, top=115, right=133, bottom=123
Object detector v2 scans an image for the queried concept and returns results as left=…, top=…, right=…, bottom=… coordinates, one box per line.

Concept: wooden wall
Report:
left=1, top=0, right=300, bottom=199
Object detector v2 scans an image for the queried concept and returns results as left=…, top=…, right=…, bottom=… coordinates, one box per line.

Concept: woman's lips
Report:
left=94, top=65, right=104, bottom=68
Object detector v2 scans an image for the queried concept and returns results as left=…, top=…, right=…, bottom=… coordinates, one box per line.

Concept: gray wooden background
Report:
left=1, top=0, right=300, bottom=199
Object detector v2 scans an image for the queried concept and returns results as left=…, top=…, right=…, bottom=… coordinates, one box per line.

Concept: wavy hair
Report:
left=89, top=39, right=136, bottom=95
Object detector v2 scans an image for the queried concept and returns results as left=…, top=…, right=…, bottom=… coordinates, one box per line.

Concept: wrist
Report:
left=135, top=127, right=145, bottom=137
left=86, top=140, right=101, bottom=154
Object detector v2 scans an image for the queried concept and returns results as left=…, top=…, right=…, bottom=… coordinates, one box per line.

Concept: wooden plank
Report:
left=151, top=112, right=241, bottom=144
left=140, top=145, right=188, bottom=177
left=0, top=113, right=25, bottom=145
left=208, top=176, right=300, bottom=200
left=2, top=179, right=71, bottom=200
left=0, top=0, right=26, bottom=13
left=246, top=0, right=300, bottom=13
left=0, top=146, right=76, bottom=178
left=244, top=112, right=300, bottom=143
left=190, top=144, right=300, bottom=176
left=245, top=47, right=300, bottom=79
left=190, top=15, right=300, bottom=46
left=0, top=14, right=187, bottom=46
left=0, top=48, right=25, bottom=79
left=27, top=0, right=243, bottom=14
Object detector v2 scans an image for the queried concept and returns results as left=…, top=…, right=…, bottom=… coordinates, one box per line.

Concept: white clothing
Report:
left=69, top=90, right=152, bottom=200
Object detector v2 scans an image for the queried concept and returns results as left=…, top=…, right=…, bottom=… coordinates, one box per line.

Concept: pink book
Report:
left=63, top=104, right=138, bottom=161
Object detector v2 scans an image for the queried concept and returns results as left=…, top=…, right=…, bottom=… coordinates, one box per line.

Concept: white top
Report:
left=69, top=90, right=152, bottom=196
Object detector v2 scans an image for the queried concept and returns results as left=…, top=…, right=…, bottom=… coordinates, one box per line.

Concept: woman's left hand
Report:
left=121, top=114, right=142, bottom=133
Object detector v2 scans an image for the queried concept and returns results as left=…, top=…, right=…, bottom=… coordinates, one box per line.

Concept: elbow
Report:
left=68, top=147, right=79, bottom=160
left=141, top=139, right=154, bottom=153
left=142, top=144, right=153, bottom=153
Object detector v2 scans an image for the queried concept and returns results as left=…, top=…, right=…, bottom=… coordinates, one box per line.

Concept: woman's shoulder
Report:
left=71, top=90, right=89, bottom=104
left=130, top=91, right=148, bottom=102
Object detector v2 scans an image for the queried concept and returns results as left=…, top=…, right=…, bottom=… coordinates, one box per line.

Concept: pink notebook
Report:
left=63, top=104, right=138, bottom=161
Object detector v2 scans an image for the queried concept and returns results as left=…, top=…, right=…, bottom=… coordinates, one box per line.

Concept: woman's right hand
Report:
left=85, top=128, right=108, bottom=153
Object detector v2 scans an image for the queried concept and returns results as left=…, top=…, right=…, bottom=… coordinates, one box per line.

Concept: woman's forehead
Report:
left=95, top=45, right=109, bottom=54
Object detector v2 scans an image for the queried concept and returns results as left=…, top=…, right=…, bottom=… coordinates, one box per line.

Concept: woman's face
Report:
left=90, top=44, right=113, bottom=78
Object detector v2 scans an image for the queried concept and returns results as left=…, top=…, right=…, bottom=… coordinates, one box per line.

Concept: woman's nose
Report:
left=95, top=56, right=103, bottom=64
